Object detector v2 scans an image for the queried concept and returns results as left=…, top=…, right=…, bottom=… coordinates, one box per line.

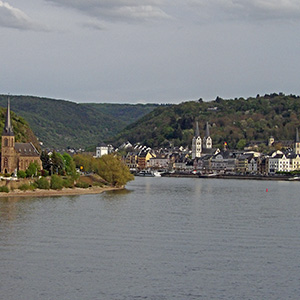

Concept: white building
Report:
left=95, top=143, right=113, bottom=158
left=192, top=121, right=202, bottom=159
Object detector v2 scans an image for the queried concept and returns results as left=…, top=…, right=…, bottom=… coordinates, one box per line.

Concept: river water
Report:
left=1, top=177, right=300, bottom=300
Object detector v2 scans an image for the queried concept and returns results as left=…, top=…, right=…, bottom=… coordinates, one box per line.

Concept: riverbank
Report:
left=0, top=185, right=123, bottom=198
left=162, top=172, right=300, bottom=181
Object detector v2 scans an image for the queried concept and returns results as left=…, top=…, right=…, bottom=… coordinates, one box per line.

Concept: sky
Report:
left=1, top=0, right=300, bottom=104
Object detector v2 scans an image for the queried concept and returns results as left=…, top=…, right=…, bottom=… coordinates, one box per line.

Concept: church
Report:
left=1, top=99, right=42, bottom=174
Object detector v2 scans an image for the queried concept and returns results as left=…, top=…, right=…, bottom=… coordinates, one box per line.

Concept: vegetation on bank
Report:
left=112, top=93, right=300, bottom=151
left=0, top=151, right=134, bottom=193
left=73, top=153, right=134, bottom=187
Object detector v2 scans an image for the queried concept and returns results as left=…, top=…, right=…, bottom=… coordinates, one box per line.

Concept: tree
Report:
left=63, top=153, right=77, bottom=178
left=51, top=151, right=65, bottom=175
left=40, top=150, right=51, bottom=172
left=26, top=162, right=39, bottom=177
left=236, top=139, right=247, bottom=150
left=95, top=154, right=134, bottom=187
left=50, top=174, right=63, bottom=190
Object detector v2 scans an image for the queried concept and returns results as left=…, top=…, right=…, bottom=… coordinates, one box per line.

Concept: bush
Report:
left=35, top=177, right=50, bottom=190
left=0, top=186, right=9, bottom=193
left=50, top=175, right=63, bottom=190
left=19, top=184, right=35, bottom=191
left=63, top=177, right=74, bottom=188
left=75, top=182, right=89, bottom=189
left=41, top=170, right=49, bottom=177
left=17, top=170, right=27, bottom=178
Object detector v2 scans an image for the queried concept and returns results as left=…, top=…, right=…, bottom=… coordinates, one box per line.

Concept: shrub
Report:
left=41, top=170, right=49, bottom=177
left=0, top=186, right=9, bottom=193
left=35, top=177, right=50, bottom=190
left=17, top=170, right=27, bottom=178
left=63, top=177, right=74, bottom=188
left=50, top=175, right=63, bottom=190
left=19, top=184, right=35, bottom=191
left=75, top=182, right=89, bottom=189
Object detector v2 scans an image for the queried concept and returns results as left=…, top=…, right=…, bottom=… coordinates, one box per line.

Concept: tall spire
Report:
left=3, top=97, right=14, bottom=136
left=195, top=121, right=200, bottom=137
left=205, top=122, right=210, bottom=137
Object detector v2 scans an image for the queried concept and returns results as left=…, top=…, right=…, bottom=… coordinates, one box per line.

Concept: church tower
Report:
left=295, top=128, right=300, bottom=155
left=1, top=98, right=16, bottom=174
left=192, top=121, right=202, bottom=159
left=203, top=122, right=212, bottom=150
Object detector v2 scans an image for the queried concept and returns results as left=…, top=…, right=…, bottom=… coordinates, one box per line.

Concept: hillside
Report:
left=111, top=93, right=300, bottom=150
left=0, top=107, right=40, bottom=151
left=0, top=95, right=158, bottom=149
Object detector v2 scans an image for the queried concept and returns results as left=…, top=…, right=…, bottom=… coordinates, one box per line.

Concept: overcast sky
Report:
left=1, top=0, right=300, bottom=103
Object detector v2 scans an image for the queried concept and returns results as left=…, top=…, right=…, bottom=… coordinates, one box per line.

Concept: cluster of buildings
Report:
left=117, top=121, right=300, bottom=176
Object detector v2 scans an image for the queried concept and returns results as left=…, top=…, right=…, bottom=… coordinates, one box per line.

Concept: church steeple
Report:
left=3, top=98, right=14, bottom=136
left=295, top=128, right=300, bottom=155
left=203, top=122, right=212, bottom=150
left=205, top=121, right=210, bottom=138
left=192, top=120, right=202, bottom=159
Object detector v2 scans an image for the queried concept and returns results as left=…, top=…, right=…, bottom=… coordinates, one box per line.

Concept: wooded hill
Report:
left=0, top=95, right=158, bottom=149
left=111, top=93, right=300, bottom=150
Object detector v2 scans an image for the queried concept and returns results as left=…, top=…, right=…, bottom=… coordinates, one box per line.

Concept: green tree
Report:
left=40, top=150, right=51, bottom=172
left=95, top=154, right=134, bottom=187
left=236, top=139, right=247, bottom=150
left=51, top=151, right=65, bottom=175
left=63, top=153, right=77, bottom=178
left=26, top=162, right=39, bottom=177
left=50, top=174, right=64, bottom=190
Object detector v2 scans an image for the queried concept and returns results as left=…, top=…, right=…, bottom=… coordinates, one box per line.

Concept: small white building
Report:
left=95, top=143, right=113, bottom=158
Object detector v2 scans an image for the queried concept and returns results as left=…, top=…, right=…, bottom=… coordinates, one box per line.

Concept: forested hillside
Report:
left=112, top=93, right=300, bottom=150
left=0, top=95, right=157, bottom=149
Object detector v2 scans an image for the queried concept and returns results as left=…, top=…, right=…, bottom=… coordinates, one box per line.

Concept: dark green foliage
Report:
left=75, top=181, right=89, bottom=188
left=0, top=186, right=9, bottom=193
left=112, top=93, right=300, bottom=149
left=0, top=95, right=157, bottom=149
left=40, top=151, right=51, bottom=172
left=17, top=170, right=26, bottom=178
left=63, top=177, right=75, bottom=188
left=19, top=184, right=35, bottom=191
left=50, top=174, right=63, bottom=190
left=35, top=177, right=50, bottom=189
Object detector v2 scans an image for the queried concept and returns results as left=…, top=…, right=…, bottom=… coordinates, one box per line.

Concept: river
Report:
left=1, top=177, right=300, bottom=299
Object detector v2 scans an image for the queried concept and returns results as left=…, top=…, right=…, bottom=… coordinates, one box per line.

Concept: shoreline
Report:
left=0, top=186, right=123, bottom=198
left=162, top=173, right=300, bottom=181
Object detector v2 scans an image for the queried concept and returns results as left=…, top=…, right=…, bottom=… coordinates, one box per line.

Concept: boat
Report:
left=136, top=170, right=155, bottom=177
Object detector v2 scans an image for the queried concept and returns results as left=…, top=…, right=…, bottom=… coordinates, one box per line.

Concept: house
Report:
left=1, top=99, right=42, bottom=174
left=137, top=150, right=156, bottom=170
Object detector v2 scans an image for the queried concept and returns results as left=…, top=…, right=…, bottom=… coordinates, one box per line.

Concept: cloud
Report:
left=0, top=1, right=48, bottom=30
left=45, top=0, right=170, bottom=23
left=188, top=0, right=300, bottom=21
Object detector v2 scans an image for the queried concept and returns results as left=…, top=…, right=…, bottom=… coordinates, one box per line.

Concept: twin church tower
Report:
left=192, top=121, right=212, bottom=159
left=1, top=99, right=42, bottom=174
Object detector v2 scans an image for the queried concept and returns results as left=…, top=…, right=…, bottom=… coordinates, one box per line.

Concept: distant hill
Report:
left=111, top=93, right=300, bottom=150
left=0, top=107, right=40, bottom=151
left=0, top=95, right=158, bottom=149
